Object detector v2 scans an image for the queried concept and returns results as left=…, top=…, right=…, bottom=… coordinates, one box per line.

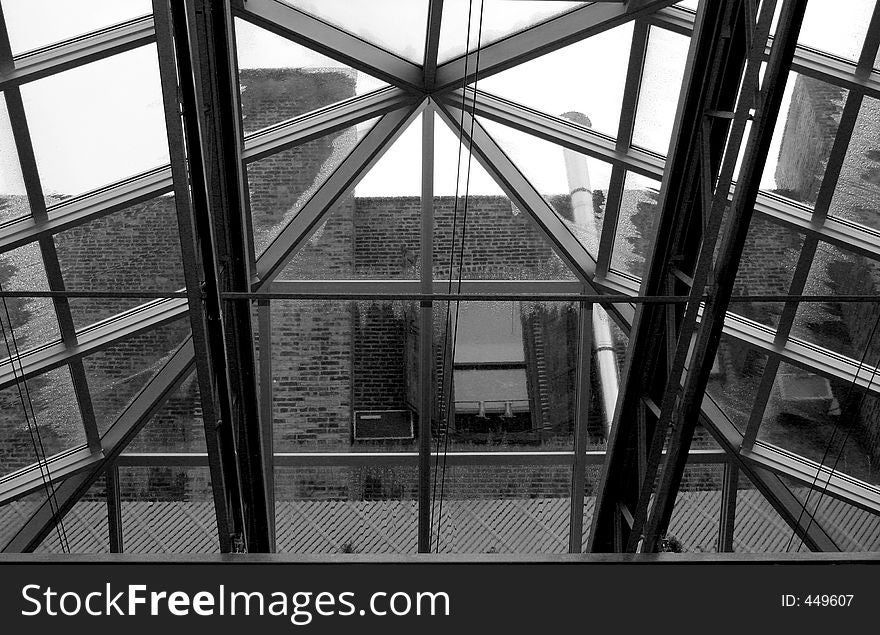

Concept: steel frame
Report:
left=2, top=0, right=879, bottom=554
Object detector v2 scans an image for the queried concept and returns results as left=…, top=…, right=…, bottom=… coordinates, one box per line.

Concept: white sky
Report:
left=0, top=0, right=875, bottom=199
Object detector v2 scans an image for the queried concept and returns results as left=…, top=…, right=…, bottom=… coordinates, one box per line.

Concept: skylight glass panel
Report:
left=1, top=0, right=151, bottom=55
left=480, top=117, right=613, bottom=261
left=279, top=0, right=429, bottom=64
left=478, top=23, right=632, bottom=139
left=55, top=194, right=185, bottom=330
left=610, top=171, right=662, bottom=280
left=0, top=243, right=62, bottom=350
left=0, top=365, right=85, bottom=479
left=791, top=240, right=880, bottom=366
left=248, top=117, right=380, bottom=258
left=437, top=0, right=584, bottom=64
left=795, top=0, right=875, bottom=62
left=20, top=44, right=169, bottom=199
left=827, top=97, right=880, bottom=232
left=632, top=26, right=690, bottom=156
left=280, top=113, right=421, bottom=280
left=761, top=73, right=848, bottom=207
left=0, top=98, right=25, bottom=196
left=433, top=115, right=577, bottom=281
left=758, top=364, right=880, bottom=489
left=235, top=18, right=388, bottom=135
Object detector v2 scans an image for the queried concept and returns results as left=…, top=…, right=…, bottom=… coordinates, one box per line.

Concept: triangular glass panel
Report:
left=438, top=0, right=584, bottom=64
left=433, top=113, right=577, bottom=281
left=0, top=365, right=86, bottom=479
left=126, top=370, right=205, bottom=454
left=20, top=44, right=169, bottom=200
left=279, top=113, right=423, bottom=280
left=480, top=117, right=613, bottom=263
left=81, top=320, right=191, bottom=437
left=478, top=22, right=632, bottom=139
left=54, top=193, right=185, bottom=331
left=36, top=474, right=109, bottom=554
left=248, top=116, right=381, bottom=258
left=235, top=18, right=389, bottom=135
left=278, top=0, right=429, bottom=64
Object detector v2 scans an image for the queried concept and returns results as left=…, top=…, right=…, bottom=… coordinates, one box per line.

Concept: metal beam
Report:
left=432, top=0, right=680, bottom=92
left=2, top=339, right=195, bottom=553
left=418, top=103, right=435, bottom=553
left=424, top=0, right=445, bottom=90
left=569, top=301, right=593, bottom=553
left=649, top=4, right=880, bottom=101
left=235, top=0, right=424, bottom=92
left=590, top=0, right=769, bottom=552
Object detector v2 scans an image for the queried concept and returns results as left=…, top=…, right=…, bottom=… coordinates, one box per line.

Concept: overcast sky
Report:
left=0, top=0, right=876, bottom=199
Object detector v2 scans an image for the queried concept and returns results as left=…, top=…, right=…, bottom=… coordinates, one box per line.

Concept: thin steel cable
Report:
left=435, top=0, right=486, bottom=553
left=0, top=282, right=70, bottom=553
left=430, top=0, right=479, bottom=552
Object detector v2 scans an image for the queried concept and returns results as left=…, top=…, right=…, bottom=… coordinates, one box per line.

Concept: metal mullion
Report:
left=569, top=301, right=593, bottom=553
left=598, top=21, right=650, bottom=278
left=258, top=299, right=275, bottom=551
left=716, top=460, right=738, bottom=552
left=0, top=14, right=101, bottom=451
left=418, top=103, right=434, bottom=553
left=423, top=0, right=444, bottom=90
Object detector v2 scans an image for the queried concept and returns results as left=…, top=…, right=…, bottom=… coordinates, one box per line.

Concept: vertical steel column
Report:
left=419, top=105, right=434, bottom=552
left=717, top=460, right=738, bottom=552
left=569, top=301, right=593, bottom=553
left=589, top=0, right=757, bottom=552
left=258, top=298, right=275, bottom=550
left=161, top=0, right=271, bottom=552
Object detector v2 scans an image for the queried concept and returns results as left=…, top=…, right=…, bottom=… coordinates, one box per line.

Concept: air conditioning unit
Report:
left=353, top=410, right=414, bottom=441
